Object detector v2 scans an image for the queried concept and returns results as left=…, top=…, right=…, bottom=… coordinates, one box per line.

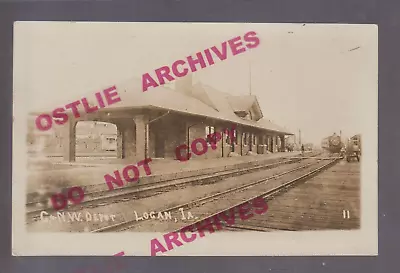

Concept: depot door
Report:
left=155, top=132, right=165, bottom=158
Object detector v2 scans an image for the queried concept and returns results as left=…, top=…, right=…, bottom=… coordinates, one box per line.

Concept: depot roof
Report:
left=31, top=77, right=293, bottom=135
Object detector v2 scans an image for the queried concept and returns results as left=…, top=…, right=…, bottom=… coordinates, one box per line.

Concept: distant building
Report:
left=27, top=119, right=117, bottom=156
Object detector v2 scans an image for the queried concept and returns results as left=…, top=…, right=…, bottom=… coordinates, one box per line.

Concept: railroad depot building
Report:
left=29, top=75, right=293, bottom=162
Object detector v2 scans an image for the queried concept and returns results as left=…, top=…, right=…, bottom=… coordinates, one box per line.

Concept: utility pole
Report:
left=299, top=129, right=302, bottom=145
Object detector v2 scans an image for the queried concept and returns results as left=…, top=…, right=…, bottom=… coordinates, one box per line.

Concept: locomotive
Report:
left=321, top=133, right=343, bottom=153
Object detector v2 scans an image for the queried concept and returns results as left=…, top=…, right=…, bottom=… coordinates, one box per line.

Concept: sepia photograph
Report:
left=12, top=22, right=378, bottom=256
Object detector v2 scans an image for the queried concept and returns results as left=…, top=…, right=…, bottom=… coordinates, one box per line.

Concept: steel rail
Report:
left=27, top=157, right=308, bottom=218
left=170, top=157, right=341, bottom=234
left=92, top=159, right=324, bottom=233
left=27, top=151, right=322, bottom=207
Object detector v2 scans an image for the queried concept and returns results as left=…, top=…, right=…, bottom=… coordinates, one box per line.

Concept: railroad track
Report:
left=92, top=156, right=338, bottom=233
left=223, top=225, right=286, bottom=232
left=171, top=157, right=342, bottom=234
left=230, top=159, right=360, bottom=232
left=27, top=153, right=321, bottom=220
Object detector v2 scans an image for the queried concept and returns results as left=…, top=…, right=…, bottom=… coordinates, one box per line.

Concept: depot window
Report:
left=206, top=126, right=215, bottom=144
left=226, top=129, right=237, bottom=144
left=235, top=130, right=238, bottom=144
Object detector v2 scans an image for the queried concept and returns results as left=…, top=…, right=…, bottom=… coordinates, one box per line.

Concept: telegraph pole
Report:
left=299, top=129, right=302, bottom=145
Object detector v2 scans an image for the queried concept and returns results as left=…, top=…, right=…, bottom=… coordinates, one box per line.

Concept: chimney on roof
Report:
left=175, top=74, right=193, bottom=96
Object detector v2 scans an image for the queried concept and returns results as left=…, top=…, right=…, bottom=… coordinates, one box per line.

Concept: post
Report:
left=116, top=123, right=124, bottom=159
left=134, top=115, right=149, bottom=160
left=280, top=135, right=285, bottom=152
left=272, top=136, right=277, bottom=153
left=62, top=120, right=76, bottom=162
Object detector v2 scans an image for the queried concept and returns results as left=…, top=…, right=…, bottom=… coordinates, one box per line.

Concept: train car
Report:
left=321, top=133, right=343, bottom=154
left=346, top=134, right=361, bottom=161
left=101, top=135, right=117, bottom=151
left=349, top=134, right=361, bottom=155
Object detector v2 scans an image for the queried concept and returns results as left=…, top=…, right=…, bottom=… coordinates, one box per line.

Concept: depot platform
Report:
left=26, top=151, right=307, bottom=200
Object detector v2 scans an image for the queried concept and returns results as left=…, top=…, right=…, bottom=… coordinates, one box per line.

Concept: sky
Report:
left=13, top=22, right=377, bottom=145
